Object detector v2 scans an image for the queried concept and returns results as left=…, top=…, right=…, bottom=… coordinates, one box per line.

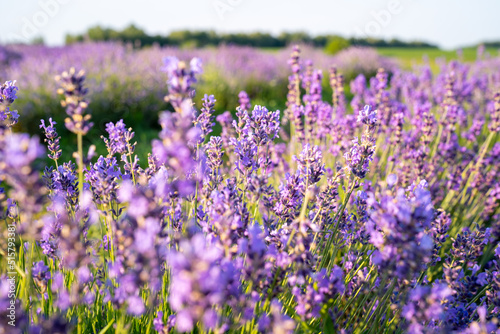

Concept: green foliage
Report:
left=64, top=25, right=439, bottom=49
left=324, top=36, right=351, bottom=55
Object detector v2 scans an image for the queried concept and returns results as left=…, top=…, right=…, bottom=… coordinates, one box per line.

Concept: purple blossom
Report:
left=238, top=91, right=251, bottom=111
left=367, top=181, right=434, bottom=280
left=194, top=94, right=216, bottom=144
left=357, top=105, right=378, bottom=127
left=0, top=80, right=18, bottom=104
left=85, top=156, right=121, bottom=205
left=32, top=261, right=51, bottom=283
left=293, top=144, right=325, bottom=185
left=40, top=118, right=62, bottom=162
left=168, top=234, right=239, bottom=332
left=161, top=56, right=203, bottom=114
left=402, top=284, right=452, bottom=333
left=56, top=68, right=93, bottom=135
left=103, top=119, right=135, bottom=156
left=0, top=80, right=19, bottom=128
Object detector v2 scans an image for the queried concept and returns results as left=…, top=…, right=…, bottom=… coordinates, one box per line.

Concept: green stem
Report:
left=458, top=132, right=495, bottom=205
left=77, top=132, right=84, bottom=198
left=318, top=181, right=356, bottom=270
left=127, top=152, right=136, bottom=185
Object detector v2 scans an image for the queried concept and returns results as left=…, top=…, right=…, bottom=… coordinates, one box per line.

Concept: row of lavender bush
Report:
left=0, top=44, right=500, bottom=333
left=0, top=43, right=396, bottom=136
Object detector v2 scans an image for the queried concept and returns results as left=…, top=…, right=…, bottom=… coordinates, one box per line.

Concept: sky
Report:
left=1, top=0, right=499, bottom=50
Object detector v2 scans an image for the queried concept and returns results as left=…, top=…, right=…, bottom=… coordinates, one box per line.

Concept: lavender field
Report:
left=1, top=41, right=500, bottom=334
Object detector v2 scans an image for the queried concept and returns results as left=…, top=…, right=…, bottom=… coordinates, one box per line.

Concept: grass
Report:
left=376, top=47, right=500, bottom=72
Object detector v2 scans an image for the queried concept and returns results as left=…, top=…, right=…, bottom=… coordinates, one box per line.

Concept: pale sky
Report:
left=1, top=0, right=499, bottom=50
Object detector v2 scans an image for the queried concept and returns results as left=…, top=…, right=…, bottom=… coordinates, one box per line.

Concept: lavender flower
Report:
left=293, top=266, right=345, bottom=320
left=367, top=181, right=434, bottom=280
left=238, top=91, right=251, bottom=111
left=85, top=156, right=121, bottom=205
left=194, top=94, right=216, bottom=144
left=152, top=111, right=201, bottom=197
left=0, top=80, right=19, bottom=128
left=357, top=105, right=378, bottom=128
left=168, top=234, right=238, bottom=332
left=56, top=68, right=93, bottom=135
left=0, top=80, right=18, bottom=105
left=490, top=92, right=500, bottom=133
left=32, top=260, right=51, bottom=293
left=40, top=118, right=62, bottom=163
left=293, top=144, right=325, bottom=185
left=257, top=300, right=295, bottom=334
left=0, top=132, right=46, bottom=236
left=203, top=136, right=224, bottom=196
left=286, top=45, right=302, bottom=121
left=161, top=56, right=203, bottom=115
left=102, top=119, right=135, bottom=156
left=402, top=284, right=452, bottom=333
left=216, top=111, right=236, bottom=153
left=343, top=106, right=378, bottom=179
left=274, top=173, right=304, bottom=222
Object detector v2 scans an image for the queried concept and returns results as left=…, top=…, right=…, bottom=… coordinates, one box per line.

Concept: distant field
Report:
left=376, top=47, right=500, bottom=71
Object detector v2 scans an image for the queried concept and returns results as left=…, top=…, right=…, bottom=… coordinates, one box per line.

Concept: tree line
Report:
left=64, top=24, right=439, bottom=50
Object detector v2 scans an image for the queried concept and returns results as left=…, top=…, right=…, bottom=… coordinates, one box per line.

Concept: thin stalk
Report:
left=318, top=181, right=356, bottom=270
left=458, top=132, right=495, bottom=205
left=77, top=132, right=84, bottom=198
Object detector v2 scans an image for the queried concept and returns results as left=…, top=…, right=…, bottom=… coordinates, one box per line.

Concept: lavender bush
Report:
left=0, top=43, right=398, bottom=138
left=0, top=44, right=500, bottom=333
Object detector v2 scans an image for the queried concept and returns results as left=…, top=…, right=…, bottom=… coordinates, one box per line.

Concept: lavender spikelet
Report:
left=286, top=45, right=302, bottom=121
left=203, top=136, right=224, bottom=196
left=0, top=80, right=19, bottom=128
left=45, top=162, right=79, bottom=211
left=429, top=209, right=451, bottom=266
left=0, top=80, right=18, bottom=105
left=85, top=156, right=121, bottom=205
left=254, top=105, right=281, bottom=146
left=274, top=173, right=304, bottom=222
left=152, top=112, right=201, bottom=197
left=402, top=284, right=452, bottom=333
left=194, top=94, right=216, bottom=144
left=168, top=234, right=239, bottom=332
left=32, top=261, right=51, bottom=293
left=292, top=104, right=306, bottom=142
left=161, top=57, right=203, bottom=115
left=293, top=144, right=325, bottom=186
left=56, top=68, right=93, bottom=135
left=257, top=300, right=295, bottom=334
left=238, top=91, right=251, bottom=111
left=230, top=134, right=258, bottom=177
left=375, top=68, right=388, bottom=107
left=345, top=105, right=378, bottom=179
left=303, top=70, right=322, bottom=139
left=102, top=119, right=135, bottom=157
left=367, top=181, right=434, bottom=281
left=216, top=111, right=235, bottom=154
left=332, top=68, right=346, bottom=115
left=40, top=118, right=62, bottom=163
left=489, top=92, right=500, bottom=133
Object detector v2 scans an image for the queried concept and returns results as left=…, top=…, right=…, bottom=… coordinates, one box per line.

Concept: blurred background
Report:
left=1, top=0, right=499, bottom=163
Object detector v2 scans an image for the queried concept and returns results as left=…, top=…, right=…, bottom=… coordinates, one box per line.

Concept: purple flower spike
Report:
left=357, top=105, right=378, bottom=126
left=0, top=80, right=20, bottom=128
left=56, top=68, right=93, bottom=135
left=103, top=119, right=135, bottom=156
left=162, top=56, right=203, bottom=114
left=40, top=118, right=62, bottom=162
